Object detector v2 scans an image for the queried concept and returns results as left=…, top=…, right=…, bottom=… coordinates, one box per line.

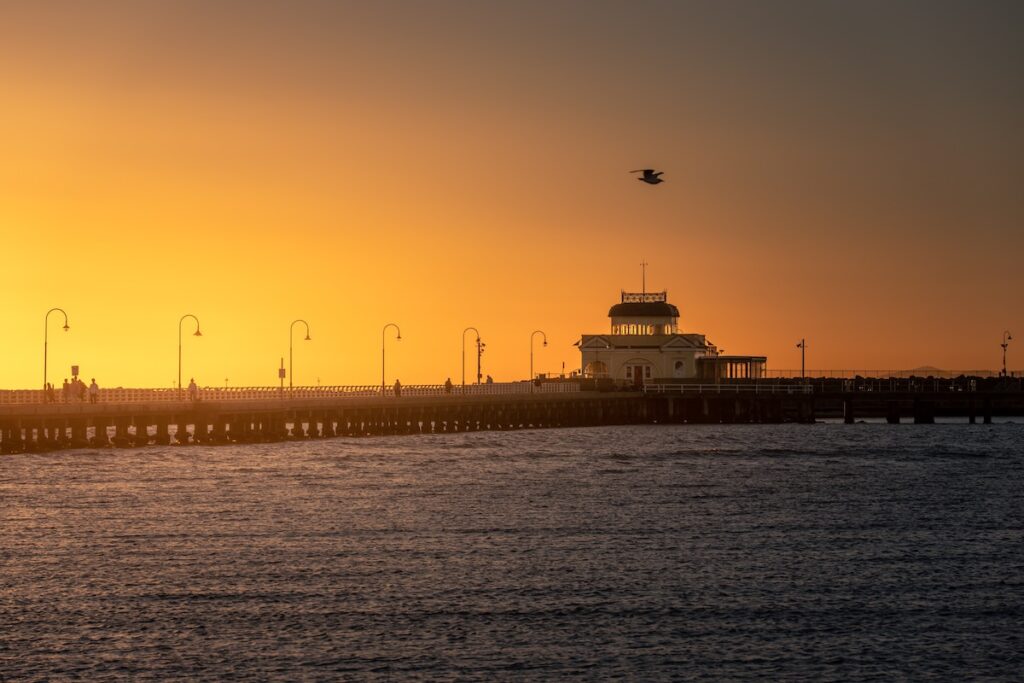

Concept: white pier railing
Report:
left=0, top=381, right=582, bottom=405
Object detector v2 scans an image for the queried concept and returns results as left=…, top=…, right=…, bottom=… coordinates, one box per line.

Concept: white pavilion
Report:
left=578, top=290, right=766, bottom=386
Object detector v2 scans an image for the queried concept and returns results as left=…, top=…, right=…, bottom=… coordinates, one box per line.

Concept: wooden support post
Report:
left=132, top=419, right=150, bottom=446
left=155, top=421, right=170, bottom=445
left=193, top=418, right=209, bottom=443
left=175, top=422, right=191, bottom=445
left=1, top=424, right=14, bottom=453
left=70, top=419, right=88, bottom=448
left=114, top=418, right=130, bottom=447
left=913, top=400, right=935, bottom=425
left=94, top=418, right=111, bottom=446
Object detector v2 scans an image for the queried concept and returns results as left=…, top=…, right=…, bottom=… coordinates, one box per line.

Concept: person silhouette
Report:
left=188, top=378, right=198, bottom=401
left=444, top=378, right=453, bottom=394
left=88, top=378, right=99, bottom=404
left=393, top=378, right=402, bottom=398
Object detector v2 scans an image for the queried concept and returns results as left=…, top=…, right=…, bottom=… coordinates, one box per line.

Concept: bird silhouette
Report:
left=630, top=169, right=664, bottom=185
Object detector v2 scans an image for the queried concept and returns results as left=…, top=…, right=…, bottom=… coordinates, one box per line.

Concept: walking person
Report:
left=75, top=377, right=87, bottom=402
left=444, top=377, right=453, bottom=394
left=89, top=378, right=99, bottom=404
left=62, top=379, right=70, bottom=403
left=187, top=378, right=198, bottom=402
left=393, top=378, right=402, bottom=398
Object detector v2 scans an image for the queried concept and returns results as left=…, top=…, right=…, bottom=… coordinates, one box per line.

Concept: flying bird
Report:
left=630, top=169, right=664, bottom=185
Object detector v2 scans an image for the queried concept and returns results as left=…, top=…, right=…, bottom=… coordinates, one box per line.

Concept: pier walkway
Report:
left=1, top=377, right=1022, bottom=453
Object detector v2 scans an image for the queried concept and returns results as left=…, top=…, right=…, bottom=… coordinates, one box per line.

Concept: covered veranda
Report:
left=696, top=356, right=767, bottom=382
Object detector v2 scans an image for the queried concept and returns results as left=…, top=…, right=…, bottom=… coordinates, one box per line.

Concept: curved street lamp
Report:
left=290, top=319, right=312, bottom=390
left=530, top=330, right=548, bottom=391
left=382, top=323, right=402, bottom=394
left=796, top=338, right=807, bottom=382
left=43, top=307, right=70, bottom=400
left=462, top=327, right=480, bottom=392
left=1002, top=330, right=1013, bottom=377
left=178, top=314, right=202, bottom=399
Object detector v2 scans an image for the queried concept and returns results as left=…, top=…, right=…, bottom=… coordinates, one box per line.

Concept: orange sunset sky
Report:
left=2, top=1, right=1022, bottom=388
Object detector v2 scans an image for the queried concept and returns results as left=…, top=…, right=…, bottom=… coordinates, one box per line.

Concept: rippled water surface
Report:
left=2, top=424, right=1023, bottom=680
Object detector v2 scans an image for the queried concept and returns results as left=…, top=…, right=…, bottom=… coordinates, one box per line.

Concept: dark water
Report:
left=2, top=424, right=1023, bottom=681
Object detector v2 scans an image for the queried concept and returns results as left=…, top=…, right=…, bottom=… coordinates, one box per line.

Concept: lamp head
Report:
left=397, top=335, right=402, bottom=341
left=304, top=334, right=312, bottom=341
left=194, top=329, right=203, bottom=337
left=62, top=323, right=69, bottom=332
left=543, top=340, right=548, bottom=347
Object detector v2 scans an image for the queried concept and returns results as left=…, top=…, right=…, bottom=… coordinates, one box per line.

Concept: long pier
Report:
left=1, top=378, right=1022, bottom=453
left=0, top=389, right=658, bottom=452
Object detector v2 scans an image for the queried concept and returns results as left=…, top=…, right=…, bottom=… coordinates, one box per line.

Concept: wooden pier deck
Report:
left=1, top=377, right=1022, bottom=453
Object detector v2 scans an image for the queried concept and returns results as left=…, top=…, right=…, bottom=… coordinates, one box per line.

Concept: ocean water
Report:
left=2, top=423, right=1022, bottom=681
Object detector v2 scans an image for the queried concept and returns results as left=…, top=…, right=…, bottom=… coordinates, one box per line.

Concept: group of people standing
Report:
left=45, top=377, right=100, bottom=403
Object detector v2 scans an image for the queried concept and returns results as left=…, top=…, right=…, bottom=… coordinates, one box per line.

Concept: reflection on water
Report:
left=2, top=424, right=1022, bottom=680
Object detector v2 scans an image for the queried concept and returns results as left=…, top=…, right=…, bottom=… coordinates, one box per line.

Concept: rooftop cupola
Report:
left=609, top=291, right=679, bottom=335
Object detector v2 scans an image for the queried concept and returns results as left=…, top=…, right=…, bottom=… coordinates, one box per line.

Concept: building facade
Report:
left=578, top=291, right=766, bottom=386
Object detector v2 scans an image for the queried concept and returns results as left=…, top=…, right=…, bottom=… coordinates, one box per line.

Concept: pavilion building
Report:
left=578, top=291, right=766, bottom=387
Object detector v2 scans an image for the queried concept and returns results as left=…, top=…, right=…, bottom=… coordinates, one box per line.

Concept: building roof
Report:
left=579, top=333, right=708, bottom=350
left=608, top=301, right=680, bottom=318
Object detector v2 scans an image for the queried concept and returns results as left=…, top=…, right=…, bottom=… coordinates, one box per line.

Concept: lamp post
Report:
left=382, top=323, right=401, bottom=394
left=178, top=314, right=202, bottom=399
left=796, top=339, right=806, bottom=382
left=1001, top=330, right=1013, bottom=377
left=43, top=308, right=70, bottom=400
left=462, top=327, right=480, bottom=392
left=289, top=319, right=312, bottom=391
left=530, top=330, right=547, bottom=391
left=477, top=338, right=486, bottom=384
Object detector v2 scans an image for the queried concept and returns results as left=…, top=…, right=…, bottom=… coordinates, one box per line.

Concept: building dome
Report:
left=608, top=291, right=680, bottom=336
left=608, top=301, right=680, bottom=318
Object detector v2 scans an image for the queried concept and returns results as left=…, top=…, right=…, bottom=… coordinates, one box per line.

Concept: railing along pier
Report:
left=0, top=376, right=1021, bottom=453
